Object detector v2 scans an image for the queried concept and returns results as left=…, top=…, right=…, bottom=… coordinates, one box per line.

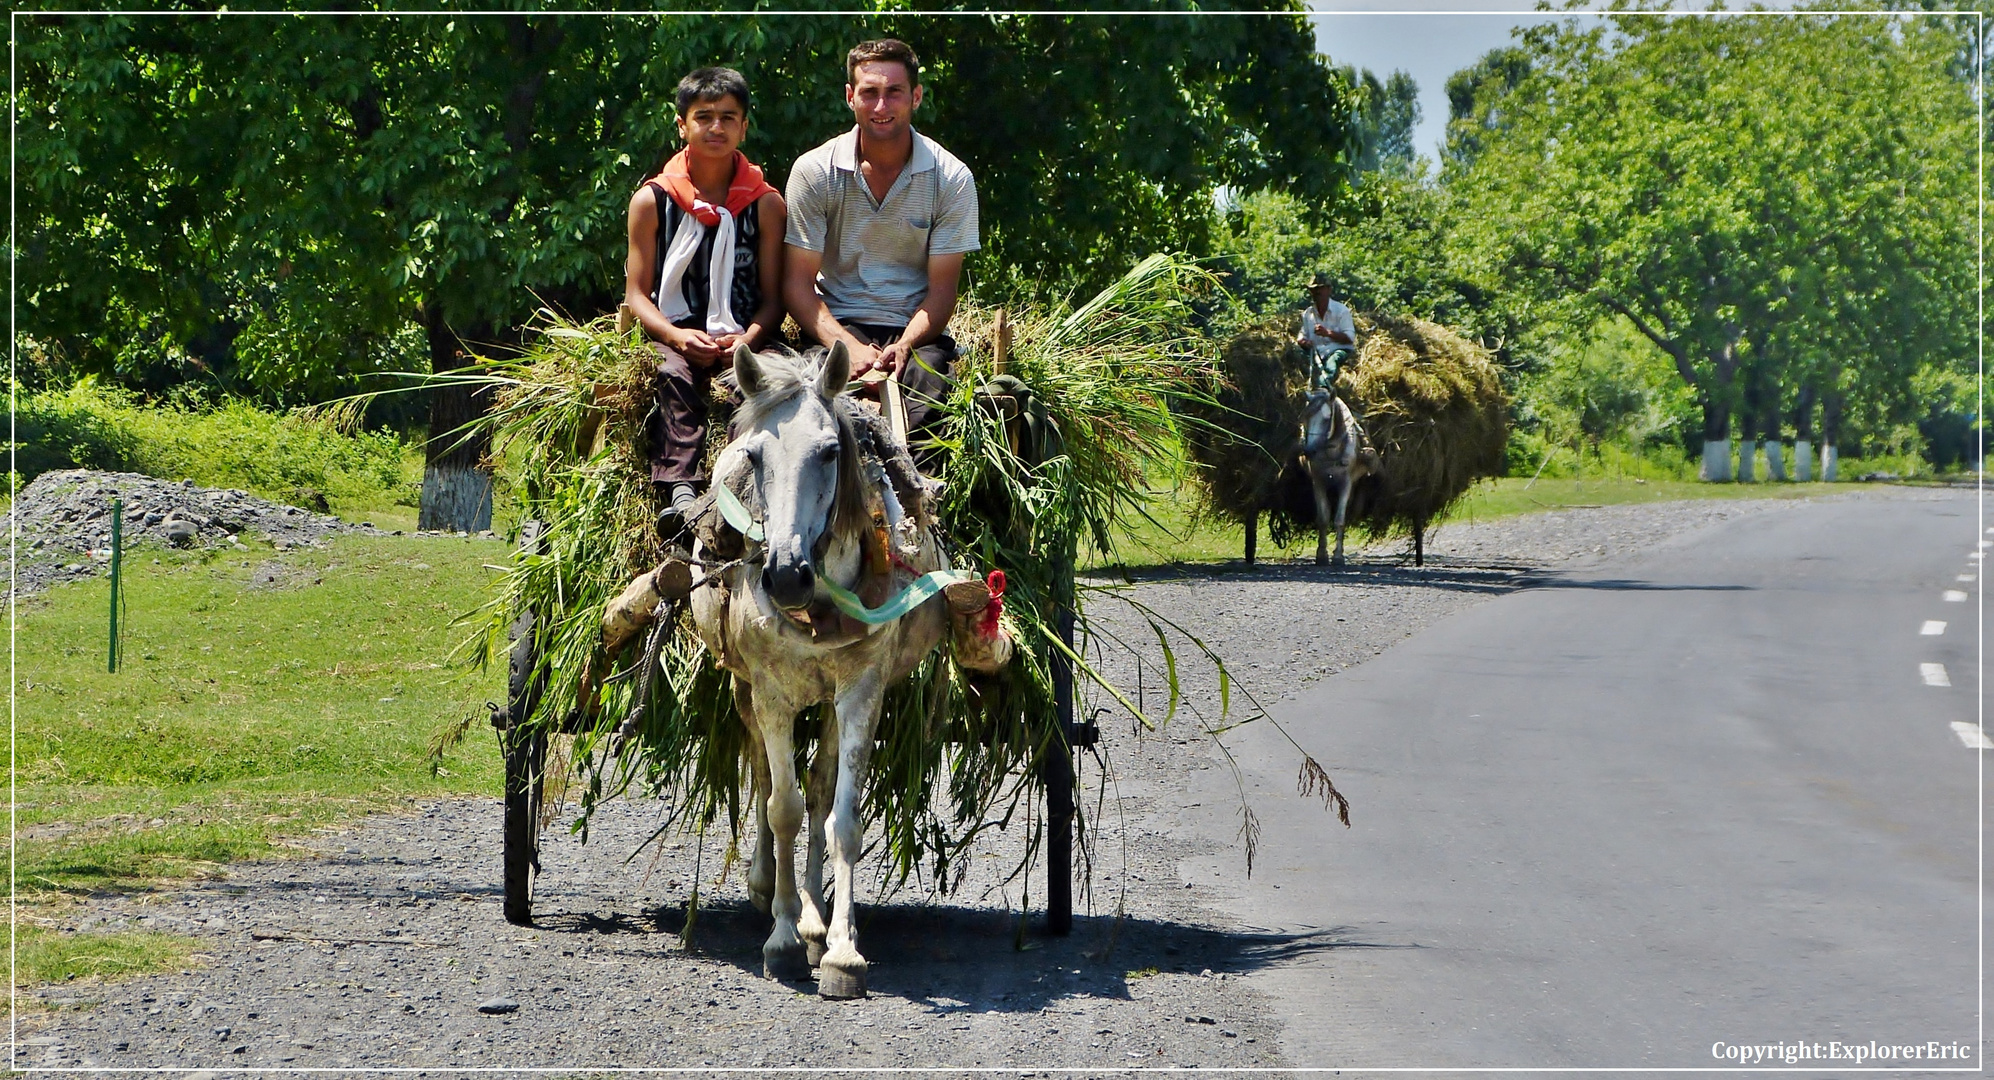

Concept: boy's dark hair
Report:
left=675, top=67, right=750, bottom=116
left=846, top=39, right=920, bottom=87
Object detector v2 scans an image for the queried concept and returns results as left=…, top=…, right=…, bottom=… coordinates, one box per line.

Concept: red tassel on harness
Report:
left=979, top=570, right=1007, bottom=638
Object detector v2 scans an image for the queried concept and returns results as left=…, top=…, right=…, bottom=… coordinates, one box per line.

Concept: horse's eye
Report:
left=818, top=446, right=838, bottom=464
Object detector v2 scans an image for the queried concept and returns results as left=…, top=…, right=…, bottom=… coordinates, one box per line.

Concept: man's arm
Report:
left=879, top=252, right=965, bottom=375
left=624, top=187, right=723, bottom=365
left=784, top=244, right=885, bottom=373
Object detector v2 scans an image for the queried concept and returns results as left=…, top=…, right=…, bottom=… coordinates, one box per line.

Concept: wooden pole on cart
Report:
left=993, top=309, right=1010, bottom=377
left=1043, top=589, right=1077, bottom=935
left=883, top=367, right=909, bottom=448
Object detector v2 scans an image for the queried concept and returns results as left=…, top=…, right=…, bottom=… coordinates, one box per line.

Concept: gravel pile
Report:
left=19, top=488, right=1915, bottom=1071
left=7, top=470, right=377, bottom=600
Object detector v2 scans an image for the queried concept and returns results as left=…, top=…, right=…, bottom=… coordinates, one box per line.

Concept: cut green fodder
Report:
left=437, top=254, right=1345, bottom=897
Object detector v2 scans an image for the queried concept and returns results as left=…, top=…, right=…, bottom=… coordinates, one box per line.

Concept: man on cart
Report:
left=782, top=38, right=980, bottom=473
left=1297, top=271, right=1357, bottom=391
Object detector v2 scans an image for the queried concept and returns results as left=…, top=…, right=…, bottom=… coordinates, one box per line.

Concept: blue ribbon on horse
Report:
left=713, top=482, right=975, bottom=626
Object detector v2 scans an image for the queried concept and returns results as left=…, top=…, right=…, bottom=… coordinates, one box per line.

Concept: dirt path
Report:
left=19, top=491, right=1909, bottom=1072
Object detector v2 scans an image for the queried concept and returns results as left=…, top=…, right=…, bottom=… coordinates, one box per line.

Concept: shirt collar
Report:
left=832, top=125, right=936, bottom=175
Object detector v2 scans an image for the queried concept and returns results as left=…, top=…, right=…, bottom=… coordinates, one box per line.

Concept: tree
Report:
left=1451, top=13, right=1974, bottom=480
left=19, top=10, right=1362, bottom=527
left=1349, top=68, right=1420, bottom=173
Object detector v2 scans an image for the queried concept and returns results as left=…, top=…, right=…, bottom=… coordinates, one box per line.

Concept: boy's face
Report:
left=677, top=94, right=748, bottom=160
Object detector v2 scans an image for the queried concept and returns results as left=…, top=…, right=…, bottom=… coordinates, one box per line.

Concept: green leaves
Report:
left=1451, top=12, right=1975, bottom=444
left=23, top=11, right=1360, bottom=407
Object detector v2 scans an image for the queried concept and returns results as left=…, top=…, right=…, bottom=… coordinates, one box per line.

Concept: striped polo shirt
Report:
left=784, top=126, right=980, bottom=328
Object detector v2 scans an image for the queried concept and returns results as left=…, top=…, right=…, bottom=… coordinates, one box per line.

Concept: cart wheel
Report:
left=502, top=522, right=547, bottom=926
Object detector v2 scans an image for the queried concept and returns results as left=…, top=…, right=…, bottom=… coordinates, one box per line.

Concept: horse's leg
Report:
left=737, top=683, right=775, bottom=916
left=747, top=691, right=810, bottom=981
left=1310, top=458, right=1332, bottom=567
left=799, top=706, right=838, bottom=966
left=1332, top=468, right=1354, bottom=567
left=818, top=670, right=885, bottom=999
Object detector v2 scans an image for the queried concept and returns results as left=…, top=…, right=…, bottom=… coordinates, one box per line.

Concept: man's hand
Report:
left=841, top=339, right=885, bottom=381
left=1328, top=330, right=1353, bottom=345
left=877, top=340, right=913, bottom=377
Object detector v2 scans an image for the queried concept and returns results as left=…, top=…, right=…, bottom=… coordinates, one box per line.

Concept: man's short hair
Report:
left=676, top=67, right=750, bottom=116
left=846, top=39, right=921, bottom=87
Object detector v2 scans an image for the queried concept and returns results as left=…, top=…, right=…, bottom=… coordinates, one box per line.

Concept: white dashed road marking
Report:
left=1944, top=590, right=1968, bottom=602
left=1958, top=574, right=1976, bottom=583
left=1953, top=722, right=1993, bottom=750
left=1922, top=620, right=1947, bottom=636
left=1921, top=663, right=1951, bottom=687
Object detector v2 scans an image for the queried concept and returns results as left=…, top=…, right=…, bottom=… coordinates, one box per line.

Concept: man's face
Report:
left=846, top=60, right=922, bottom=144
left=677, top=94, right=748, bottom=161
left=1310, top=285, right=1333, bottom=308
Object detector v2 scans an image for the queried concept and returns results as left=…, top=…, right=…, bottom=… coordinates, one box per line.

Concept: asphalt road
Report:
left=1173, top=489, right=1983, bottom=1071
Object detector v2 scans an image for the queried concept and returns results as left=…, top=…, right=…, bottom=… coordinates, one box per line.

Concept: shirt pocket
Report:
left=905, top=216, right=931, bottom=232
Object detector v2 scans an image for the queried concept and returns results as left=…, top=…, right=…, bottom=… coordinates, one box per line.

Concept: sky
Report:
left=1306, top=3, right=1573, bottom=161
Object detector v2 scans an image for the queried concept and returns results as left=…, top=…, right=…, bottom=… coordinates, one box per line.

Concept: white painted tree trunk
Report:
left=1700, top=439, right=1733, bottom=482
left=419, top=463, right=493, bottom=532
left=1736, top=439, right=1757, bottom=483
left=1764, top=441, right=1786, bottom=481
left=1793, top=440, right=1813, bottom=482
left=1820, top=443, right=1839, bottom=483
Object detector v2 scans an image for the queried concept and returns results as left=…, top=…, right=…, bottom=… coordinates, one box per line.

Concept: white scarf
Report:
left=655, top=206, right=743, bottom=335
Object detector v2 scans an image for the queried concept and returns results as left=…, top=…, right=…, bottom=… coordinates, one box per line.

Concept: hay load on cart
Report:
left=1185, top=311, right=1508, bottom=564
left=447, top=255, right=1345, bottom=933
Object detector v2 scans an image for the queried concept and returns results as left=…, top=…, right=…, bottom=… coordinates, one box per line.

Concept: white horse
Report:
left=1300, top=389, right=1381, bottom=567
left=689, top=341, right=1008, bottom=999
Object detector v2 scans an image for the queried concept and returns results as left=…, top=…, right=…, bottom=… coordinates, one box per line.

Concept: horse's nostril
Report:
left=797, top=564, right=815, bottom=591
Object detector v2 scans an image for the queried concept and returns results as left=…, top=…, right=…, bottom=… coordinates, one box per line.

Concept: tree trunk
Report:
left=1413, top=519, right=1425, bottom=567
left=1736, top=439, right=1757, bottom=483
left=1793, top=386, right=1816, bottom=482
left=419, top=306, right=495, bottom=532
left=1243, top=512, right=1257, bottom=566
left=1698, top=393, right=1732, bottom=482
left=1759, top=380, right=1785, bottom=481
left=1821, top=392, right=1844, bottom=483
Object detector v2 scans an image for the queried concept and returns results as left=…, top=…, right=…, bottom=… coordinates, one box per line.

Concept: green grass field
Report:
left=18, top=534, right=506, bottom=898
left=14, top=532, right=511, bottom=1000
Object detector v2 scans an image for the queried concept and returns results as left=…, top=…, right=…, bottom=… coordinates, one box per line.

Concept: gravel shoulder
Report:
left=17, top=487, right=1927, bottom=1072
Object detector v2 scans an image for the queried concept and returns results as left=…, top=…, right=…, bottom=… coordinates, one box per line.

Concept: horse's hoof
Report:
left=764, top=946, right=809, bottom=982
left=806, top=937, right=826, bottom=967
left=817, top=959, right=868, bottom=999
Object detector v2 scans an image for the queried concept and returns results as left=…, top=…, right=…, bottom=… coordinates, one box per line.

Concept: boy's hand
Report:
left=668, top=326, right=725, bottom=367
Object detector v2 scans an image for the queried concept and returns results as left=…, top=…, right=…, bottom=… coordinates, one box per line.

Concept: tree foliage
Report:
left=1449, top=13, right=1976, bottom=448
left=18, top=9, right=1359, bottom=407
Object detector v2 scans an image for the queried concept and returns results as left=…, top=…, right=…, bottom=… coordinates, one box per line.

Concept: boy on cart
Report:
left=623, top=66, right=788, bottom=537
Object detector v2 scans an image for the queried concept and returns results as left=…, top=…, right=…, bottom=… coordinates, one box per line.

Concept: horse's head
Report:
left=721, top=340, right=859, bottom=612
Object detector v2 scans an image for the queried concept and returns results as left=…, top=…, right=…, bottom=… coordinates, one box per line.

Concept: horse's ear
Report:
left=733, top=342, right=763, bottom=396
left=820, top=341, right=851, bottom=399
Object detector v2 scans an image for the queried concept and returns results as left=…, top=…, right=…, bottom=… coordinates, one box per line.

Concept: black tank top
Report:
left=649, top=184, right=762, bottom=330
